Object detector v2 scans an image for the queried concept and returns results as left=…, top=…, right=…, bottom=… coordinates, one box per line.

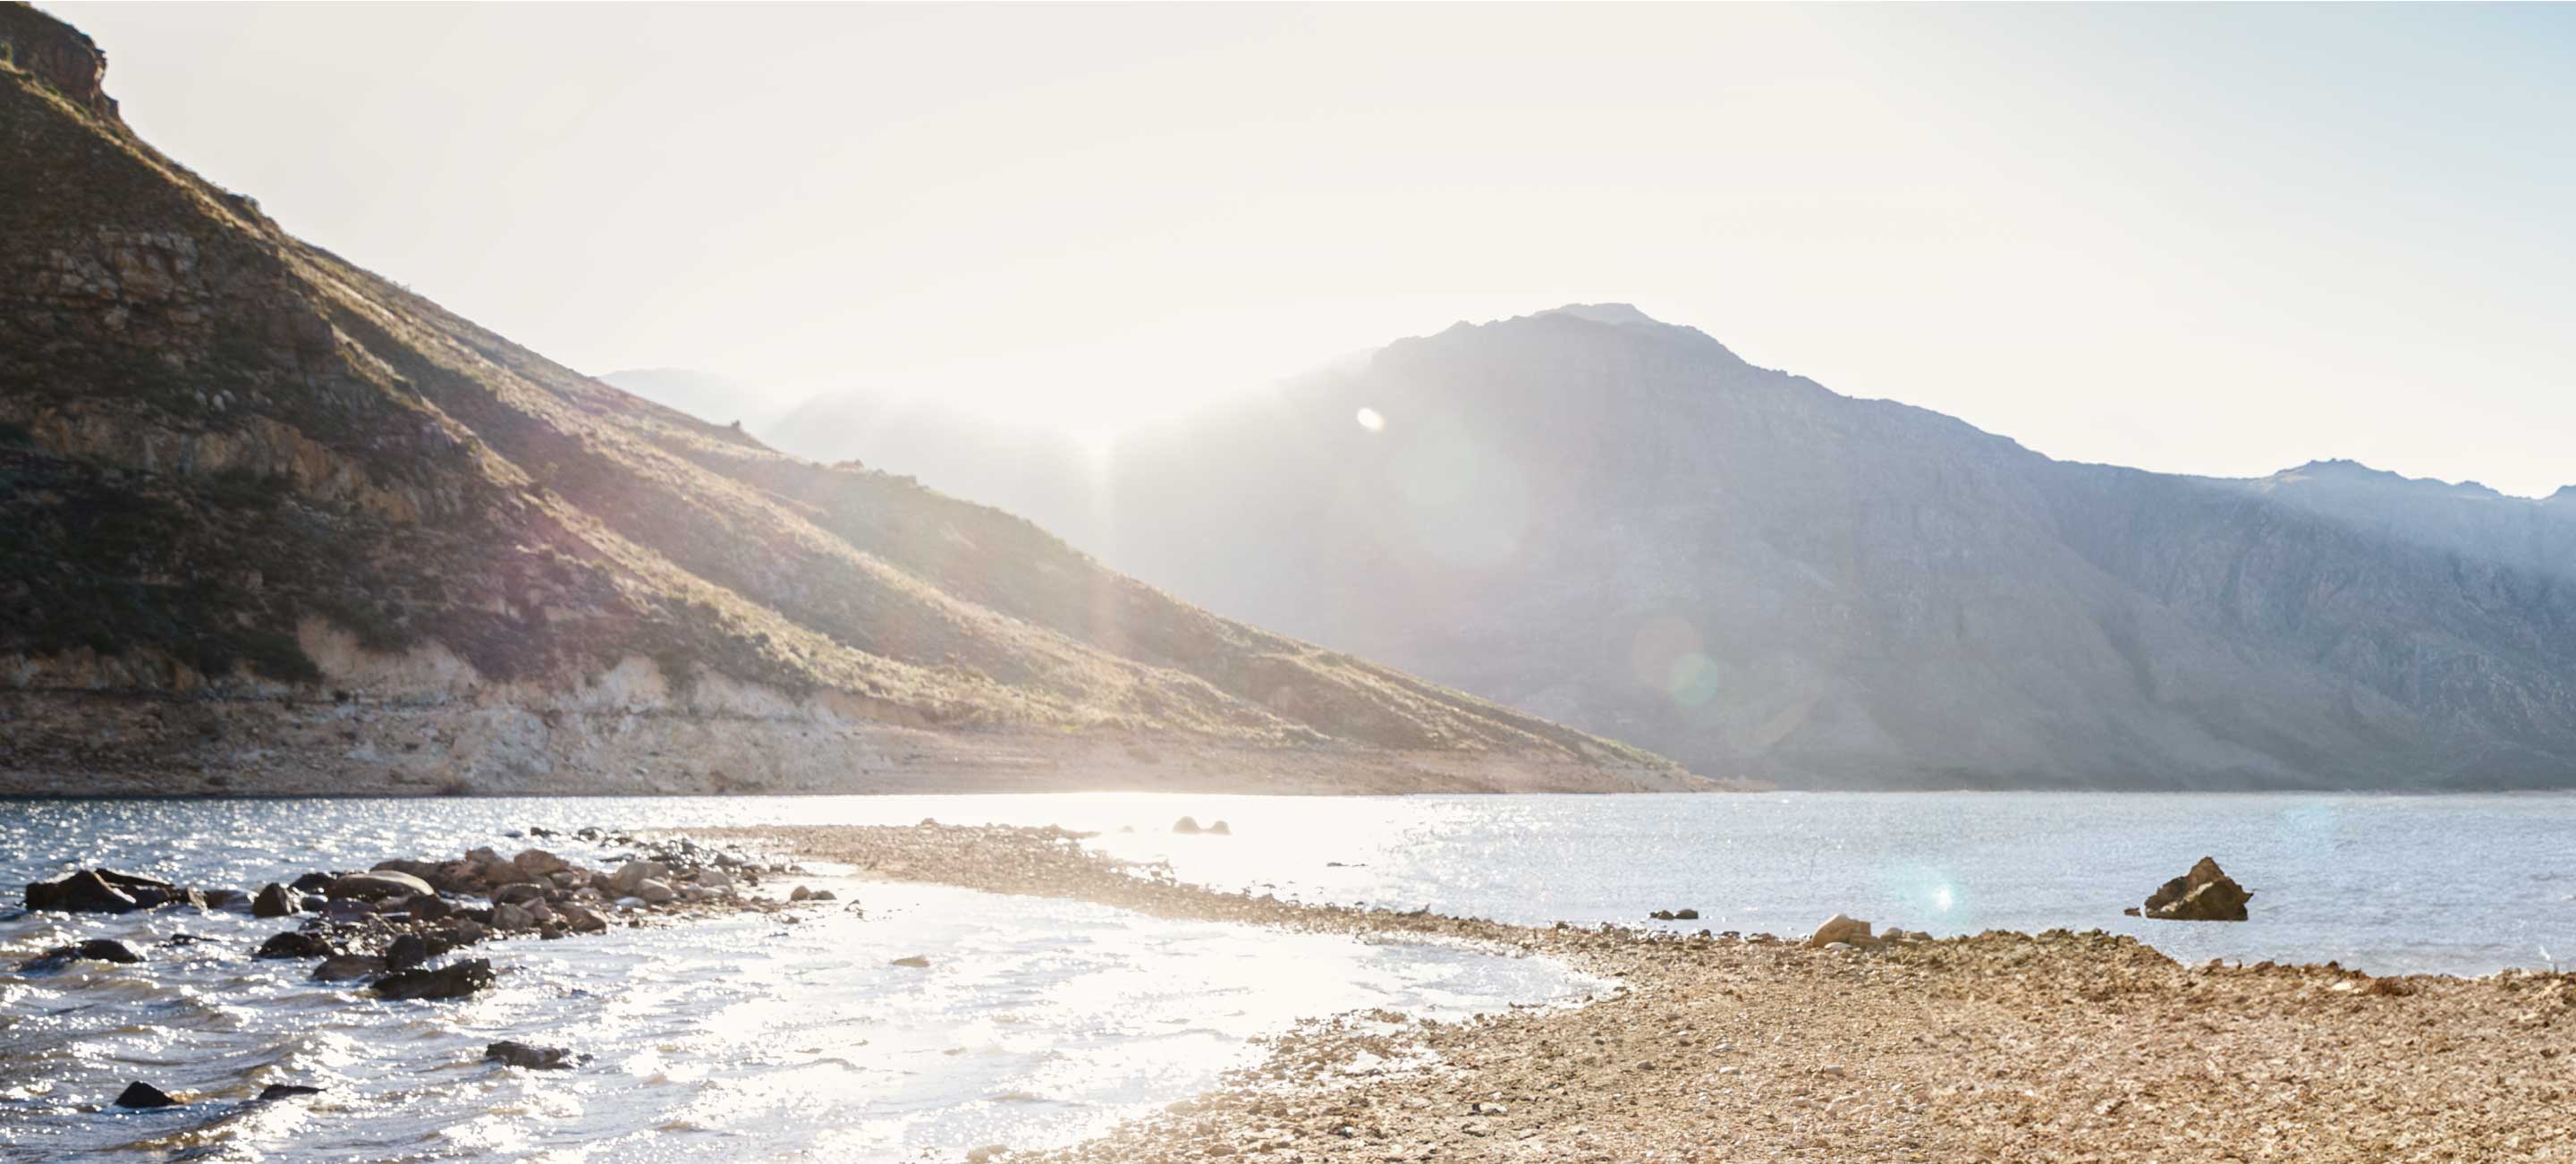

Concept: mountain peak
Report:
left=1537, top=302, right=1665, bottom=328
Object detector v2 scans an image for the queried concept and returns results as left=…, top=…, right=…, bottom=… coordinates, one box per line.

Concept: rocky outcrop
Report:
left=2130, top=857, right=2252, bottom=922
left=0, top=4, right=114, bottom=121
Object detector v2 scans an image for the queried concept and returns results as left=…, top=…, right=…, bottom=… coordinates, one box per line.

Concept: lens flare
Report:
left=1354, top=407, right=1385, bottom=432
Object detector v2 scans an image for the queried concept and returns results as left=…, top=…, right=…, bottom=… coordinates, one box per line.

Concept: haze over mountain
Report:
left=755, top=304, right=2576, bottom=791
left=0, top=7, right=1696, bottom=795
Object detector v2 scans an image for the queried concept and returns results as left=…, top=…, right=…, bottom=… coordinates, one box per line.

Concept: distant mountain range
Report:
left=712, top=303, right=2576, bottom=790
left=0, top=6, right=1694, bottom=796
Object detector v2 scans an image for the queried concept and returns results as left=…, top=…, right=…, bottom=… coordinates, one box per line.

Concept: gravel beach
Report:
left=716, top=822, right=2576, bottom=1163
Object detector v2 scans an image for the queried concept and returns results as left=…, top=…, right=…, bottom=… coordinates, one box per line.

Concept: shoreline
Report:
left=716, top=822, right=2576, bottom=1161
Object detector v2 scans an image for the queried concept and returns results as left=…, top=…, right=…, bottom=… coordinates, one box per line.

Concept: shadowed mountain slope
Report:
left=0, top=6, right=1698, bottom=794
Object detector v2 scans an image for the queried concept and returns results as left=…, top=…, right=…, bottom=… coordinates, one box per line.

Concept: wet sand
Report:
left=715, top=822, right=2576, bottom=1162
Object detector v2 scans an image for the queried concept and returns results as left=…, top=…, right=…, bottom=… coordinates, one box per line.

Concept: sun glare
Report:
left=1355, top=407, right=1385, bottom=432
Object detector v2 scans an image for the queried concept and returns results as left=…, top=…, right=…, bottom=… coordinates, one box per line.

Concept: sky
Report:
left=51, top=3, right=2576, bottom=497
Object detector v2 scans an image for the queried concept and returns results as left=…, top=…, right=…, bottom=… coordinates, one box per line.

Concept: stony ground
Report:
left=716, top=823, right=2576, bottom=1164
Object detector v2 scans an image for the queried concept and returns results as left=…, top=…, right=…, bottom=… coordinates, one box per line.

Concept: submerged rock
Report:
left=255, top=1084, right=324, bottom=1102
left=484, top=1041, right=579, bottom=1070
left=1649, top=908, right=1701, bottom=921
left=2140, top=857, right=2253, bottom=922
left=19, top=939, right=143, bottom=973
left=373, top=959, right=495, bottom=1001
left=890, top=955, right=932, bottom=968
left=310, top=955, right=388, bottom=982
left=113, top=1081, right=177, bottom=1109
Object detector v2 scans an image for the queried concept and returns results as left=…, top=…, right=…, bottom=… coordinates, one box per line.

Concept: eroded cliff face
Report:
left=0, top=13, right=1699, bottom=794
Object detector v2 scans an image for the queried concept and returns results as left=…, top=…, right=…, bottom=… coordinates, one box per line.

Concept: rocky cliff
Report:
left=763, top=304, right=2576, bottom=790
left=0, top=7, right=1702, bottom=795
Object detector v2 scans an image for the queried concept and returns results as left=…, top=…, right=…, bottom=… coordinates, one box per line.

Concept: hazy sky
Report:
left=54, top=3, right=2576, bottom=496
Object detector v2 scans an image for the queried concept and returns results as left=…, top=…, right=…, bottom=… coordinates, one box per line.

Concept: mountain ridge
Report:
left=748, top=302, right=2576, bottom=789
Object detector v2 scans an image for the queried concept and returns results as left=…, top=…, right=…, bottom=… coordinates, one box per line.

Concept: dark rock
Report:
left=2140, top=856, right=2253, bottom=922
left=402, top=893, right=453, bottom=922
left=373, top=959, right=495, bottom=1001
left=78, top=938, right=141, bottom=963
left=255, top=1084, right=323, bottom=1101
left=310, top=955, right=388, bottom=982
left=254, top=931, right=337, bottom=960
left=484, top=1041, right=579, bottom=1070
left=114, top=1082, right=177, bottom=1109
left=200, top=888, right=250, bottom=911
left=809, top=889, right=835, bottom=901
left=318, top=898, right=376, bottom=924
left=385, top=932, right=448, bottom=972
left=25, top=870, right=140, bottom=913
left=299, top=895, right=329, bottom=913
left=159, top=933, right=214, bottom=947
left=289, top=872, right=337, bottom=895
left=251, top=883, right=300, bottom=918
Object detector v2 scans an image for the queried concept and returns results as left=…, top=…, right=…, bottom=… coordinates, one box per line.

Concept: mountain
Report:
left=2204, top=460, right=2576, bottom=583
left=0, top=6, right=1703, bottom=796
left=769, top=304, right=2576, bottom=790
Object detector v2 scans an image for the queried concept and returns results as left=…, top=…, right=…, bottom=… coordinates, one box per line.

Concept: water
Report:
left=6, top=791, right=2573, bottom=1160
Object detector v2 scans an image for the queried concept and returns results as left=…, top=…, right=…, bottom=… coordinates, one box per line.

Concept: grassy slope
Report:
left=0, top=40, right=1683, bottom=781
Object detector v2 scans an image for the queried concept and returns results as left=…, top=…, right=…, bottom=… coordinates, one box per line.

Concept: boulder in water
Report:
left=1172, top=816, right=1203, bottom=835
left=200, top=888, right=250, bottom=911
left=2140, top=857, right=2252, bottom=922
left=24, top=870, right=140, bottom=913
left=250, top=882, right=300, bottom=918
left=113, top=1081, right=177, bottom=1109
left=373, top=959, right=495, bottom=1001
left=255, top=1084, right=323, bottom=1102
left=288, top=871, right=337, bottom=895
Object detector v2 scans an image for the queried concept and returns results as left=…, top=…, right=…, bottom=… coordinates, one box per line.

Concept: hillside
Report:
left=760, top=304, right=2576, bottom=790
left=0, top=6, right=1703, bottom=795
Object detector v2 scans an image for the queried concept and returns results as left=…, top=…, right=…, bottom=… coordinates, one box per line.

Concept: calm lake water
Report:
left=4, top=791, right=2572, bottom=1160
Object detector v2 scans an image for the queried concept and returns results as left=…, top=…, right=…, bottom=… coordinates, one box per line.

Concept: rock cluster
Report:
left=21, top=828, right=839, bottom=1112
left=2128, top=856, right=2253, bottom=922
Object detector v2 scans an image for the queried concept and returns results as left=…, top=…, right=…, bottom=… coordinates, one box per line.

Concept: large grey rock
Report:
left=609, top=861, right=666, bottom=895
left=327, top=871, right=435, bottom=902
